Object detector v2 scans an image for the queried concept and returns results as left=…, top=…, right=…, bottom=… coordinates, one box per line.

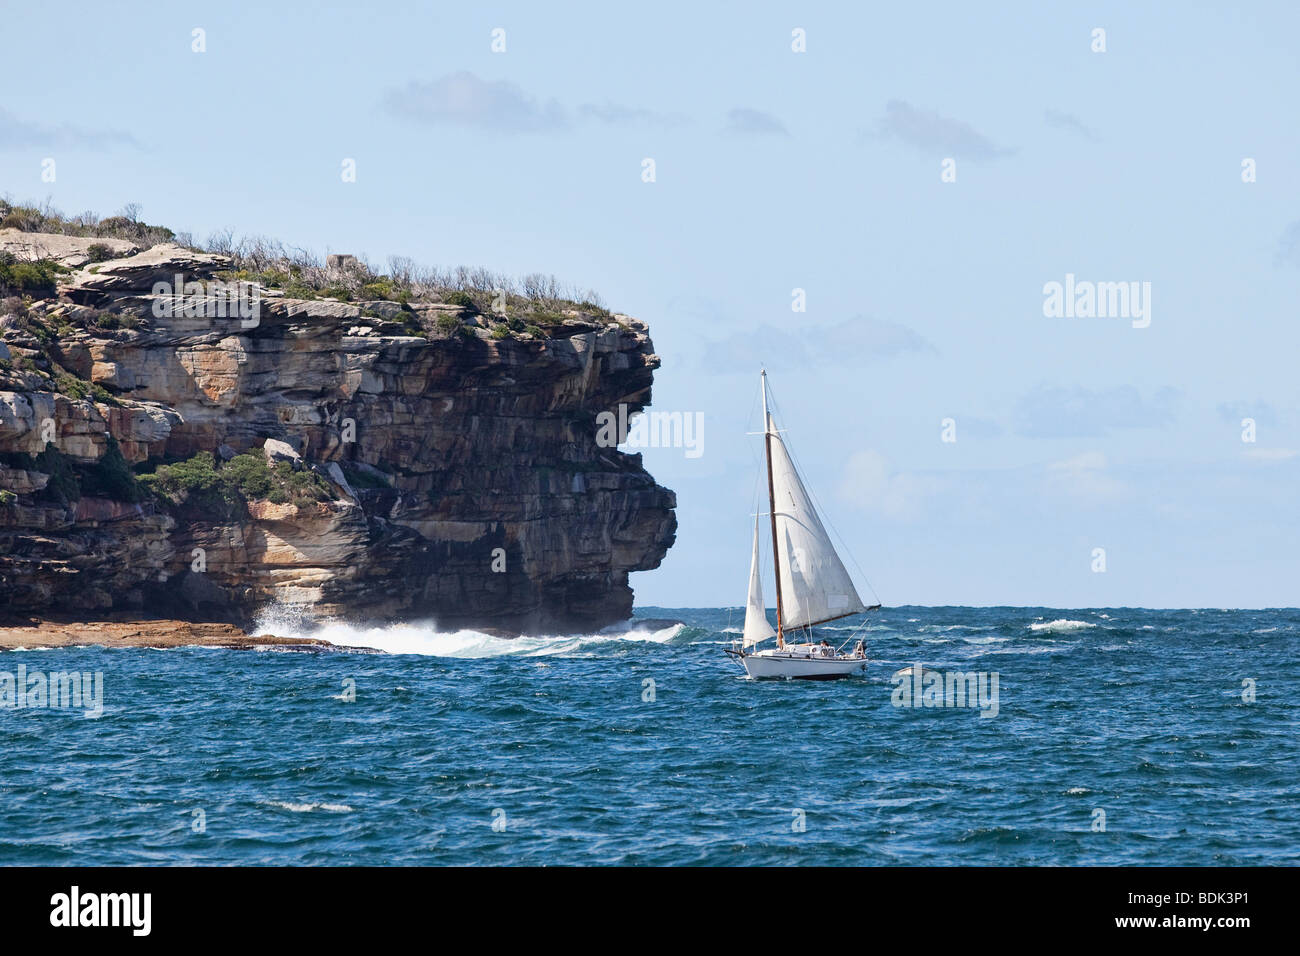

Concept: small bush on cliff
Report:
left=53, top=370, right=118, bottom=405
left=80, top=437, right=146, bottom=502
left=0, top=257, right=69, bottom=296
left=442, top=291, right=478, bottom=311
left=0, top=489, right=15, bottom=507
left=33, top=444, right=81, bottom=506
left=219, top=453, right=333, bottom=507
left=139, top=451, right=231, bottom=512
left=139, top=450, right=333, bottom=513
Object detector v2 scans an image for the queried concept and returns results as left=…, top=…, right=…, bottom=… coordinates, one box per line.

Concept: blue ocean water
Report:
left=1, top=605, right=1296, bottom=866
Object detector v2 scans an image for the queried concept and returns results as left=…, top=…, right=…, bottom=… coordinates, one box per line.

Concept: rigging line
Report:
left=764, top=378, right=883, bottom=609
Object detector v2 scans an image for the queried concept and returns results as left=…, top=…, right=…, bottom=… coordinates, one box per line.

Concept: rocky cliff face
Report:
left=0, top=231, right=676, bottom=633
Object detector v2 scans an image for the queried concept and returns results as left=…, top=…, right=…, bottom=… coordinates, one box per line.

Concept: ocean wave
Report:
left=253, top=612, right=686, bottom=659
left=983, top=643, right=1076, bottom=656
left=1028, top=619, right=1096, bottom=633
left=264, top=800, right=354, bottom=813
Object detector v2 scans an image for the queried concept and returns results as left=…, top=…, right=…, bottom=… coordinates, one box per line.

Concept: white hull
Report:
left=734, top=649, right=867, bottom=680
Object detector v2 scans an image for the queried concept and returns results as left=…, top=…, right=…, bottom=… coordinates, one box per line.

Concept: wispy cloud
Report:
left=1044, top=109, right=1097, bottom=141
left=723, top=108, right=789, bottom=138
left=867, top=100, right=1012, bottom=161
left=384, top=72, right=688, bottom=135
left=703, top=315, right=936, bottom=369
left=383, top=72, right=568, bottom=132
left=578, top=102, right=688, bottom=128
left=1013, top=384, right=1179, bottom=438
left=0, top=108, right=139, bottom=151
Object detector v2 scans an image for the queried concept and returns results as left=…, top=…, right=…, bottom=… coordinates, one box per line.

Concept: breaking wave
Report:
left=252, top=608, right=686, bottom=658
left=1028, top=619, right=1096, bottom=633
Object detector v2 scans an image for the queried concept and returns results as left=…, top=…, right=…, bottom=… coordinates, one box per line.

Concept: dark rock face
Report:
left=0, top=238, right=676, bottom=633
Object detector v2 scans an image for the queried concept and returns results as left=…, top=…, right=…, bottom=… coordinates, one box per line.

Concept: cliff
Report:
left=0, top=225, right=676, bottom=634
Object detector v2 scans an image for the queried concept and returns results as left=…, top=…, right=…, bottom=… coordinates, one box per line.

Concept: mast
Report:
left=761, top=369, right=785, bottom=649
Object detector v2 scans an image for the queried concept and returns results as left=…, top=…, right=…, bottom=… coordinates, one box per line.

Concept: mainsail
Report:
left=742, top=515, right=777, bottom=647
left=767, top=427, right=867, bottom=629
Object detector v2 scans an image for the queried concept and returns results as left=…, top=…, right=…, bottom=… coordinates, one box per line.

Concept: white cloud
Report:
left=0, top=108, right=138, bottom=151
left=723, top=108, right=789, bottom=138
left=384, top=73, right=687, bottom=135
left=868, top=100, right=1012, bottom=161
left=704, top=315, right=935, bottom=369
left=384, top=72, right=568, bottom=132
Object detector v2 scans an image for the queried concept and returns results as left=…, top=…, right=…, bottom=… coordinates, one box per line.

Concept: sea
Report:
left=1, top=606, right=1296, bottom=866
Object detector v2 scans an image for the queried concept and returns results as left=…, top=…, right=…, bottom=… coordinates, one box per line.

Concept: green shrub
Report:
left=435, top=314, right=460, bottom=333
left=53, top=371, right=116, bottom=404
left=33, top=443, right=81, bottom=506
left=0, top=489, right=15, bottom=507
left=86, top=243, right=115, bottom=263
left=0, top=258, right=68, bottom=295
left=80, top=436, right=145, bottom=502
left=222, top=453, right=277, bottom=502
left=139, top=449, right=332, bottom=513
left=139, top=450, right=226, bottom=505
left=443, top=291, right=477, bottom=310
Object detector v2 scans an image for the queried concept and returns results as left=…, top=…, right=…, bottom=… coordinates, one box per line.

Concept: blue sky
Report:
left=3, top=1, right=1298, bottom=608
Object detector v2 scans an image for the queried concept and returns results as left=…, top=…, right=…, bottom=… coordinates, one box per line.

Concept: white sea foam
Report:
left=266, top=800, right=353, bottom=813
left=254, top=611, right=685, bottom=659
left=1028, top=619, right=1096, bottom=633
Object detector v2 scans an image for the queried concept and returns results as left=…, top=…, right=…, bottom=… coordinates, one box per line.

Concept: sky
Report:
left=2, top=1, right=1298, bottom=609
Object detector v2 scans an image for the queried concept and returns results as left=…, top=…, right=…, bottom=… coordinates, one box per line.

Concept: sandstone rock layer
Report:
left=0, top=236, right=676, bottom=633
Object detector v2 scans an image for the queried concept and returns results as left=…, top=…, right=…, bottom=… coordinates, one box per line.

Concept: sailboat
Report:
left=724, top=370, right=880, bottom=679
